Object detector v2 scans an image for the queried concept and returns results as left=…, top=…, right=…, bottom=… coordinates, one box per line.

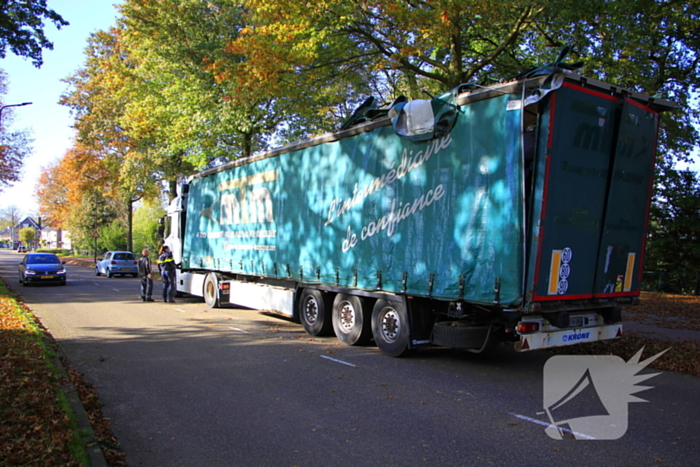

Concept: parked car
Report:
left=95, top=251, right=138, bottom=278
left=16, top=245, right=27, bottom=253
left=18, top=253, right=67, bottom=286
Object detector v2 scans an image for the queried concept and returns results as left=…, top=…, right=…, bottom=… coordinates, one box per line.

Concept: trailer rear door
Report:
left=592, top=99, right=659, bottom=297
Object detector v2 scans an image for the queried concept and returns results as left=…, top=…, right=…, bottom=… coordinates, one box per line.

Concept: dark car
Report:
left=18, top=253, right=67, bottom=286
left=95, top=251, right=138, bottom=278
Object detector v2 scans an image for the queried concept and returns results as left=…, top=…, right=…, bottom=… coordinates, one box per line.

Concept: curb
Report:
left=48, top=346, right=109, bottom=467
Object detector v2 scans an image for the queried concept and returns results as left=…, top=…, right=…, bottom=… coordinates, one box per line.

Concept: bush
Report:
left=36, top=248, right=72, bottom=256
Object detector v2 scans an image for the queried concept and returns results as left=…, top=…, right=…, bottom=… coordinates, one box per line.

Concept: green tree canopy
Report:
left=646, top=167, right=700, bottom=294
left=18, top=226, right=35, bottom=244
left=0, top=0, right=68, bottom=67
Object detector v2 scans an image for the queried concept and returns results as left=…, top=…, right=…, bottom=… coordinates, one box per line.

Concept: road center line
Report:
left=507, top=412, right=597, bottom=440
left=228, top=327, right=249, bottom=333
left=320, top=355, right=357, bottom=368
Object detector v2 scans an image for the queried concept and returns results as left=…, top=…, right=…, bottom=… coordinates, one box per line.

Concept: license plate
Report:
left=569, top=317, right=584, bottom=327
left=41, top=275, right=54, bottom=279
left=121, top=268, right=131, bottom=271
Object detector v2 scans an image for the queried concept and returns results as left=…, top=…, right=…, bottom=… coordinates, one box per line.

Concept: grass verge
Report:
left=0, top=278, right=125, bottom=466
left=0, top=280, right=87, bottom=465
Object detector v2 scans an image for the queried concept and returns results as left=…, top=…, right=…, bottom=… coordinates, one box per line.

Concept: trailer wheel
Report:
left=203, top=273, right=220, bottom=308
left=332, top=294, right=372, bottom=346
left=371, top=300, right=411, bottom=357
left=298, top=289, right=333, bottom=336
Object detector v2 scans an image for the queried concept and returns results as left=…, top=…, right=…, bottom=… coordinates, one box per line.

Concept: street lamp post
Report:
left=2, top=103, right=33, bottom=250
left=0, top=102, right=33, bottom=123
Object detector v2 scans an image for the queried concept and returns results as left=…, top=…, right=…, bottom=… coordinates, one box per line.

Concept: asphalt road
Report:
left=1, top=249, right=699, bottom=467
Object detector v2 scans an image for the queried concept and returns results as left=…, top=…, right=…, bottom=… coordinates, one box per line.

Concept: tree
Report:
left=19, top=226, right=36, bottom=245
left=132, top=200, right=165, bottom=254
left=117, top=0, right=296, bottom=165
left=645, top=167, right=700, bottom=294
left=98, top=220, right=127, bottom=252
left=61, top=29, right=157, bottom=250
left=0, top=204, right=23, bottom=230
left=0, top=0, right=69, bottom=67
left=228, top=0, right=698, bottom=157
left=1, top=69, right=34, bottom=191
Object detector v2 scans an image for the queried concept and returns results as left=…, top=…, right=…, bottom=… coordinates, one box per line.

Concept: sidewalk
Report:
left=623, top=313, right=700, bottom=342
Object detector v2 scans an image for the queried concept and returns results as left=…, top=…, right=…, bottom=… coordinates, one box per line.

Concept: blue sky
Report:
left=1, top=0, right=122, bottom=215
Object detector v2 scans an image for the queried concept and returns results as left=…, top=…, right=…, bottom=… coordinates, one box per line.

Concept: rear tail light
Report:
left=516, top=322, right=540, bottom=334
left=110, top=261, right=117, bottom=265
left=220, top=283, right=230, bottom=290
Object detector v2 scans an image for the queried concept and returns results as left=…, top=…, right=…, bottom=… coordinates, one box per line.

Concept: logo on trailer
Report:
left=218, top=170, right=278, bottom=225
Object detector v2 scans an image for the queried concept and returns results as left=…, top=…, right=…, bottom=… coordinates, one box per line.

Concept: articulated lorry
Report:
left=161, top=71, right=673, bottom=356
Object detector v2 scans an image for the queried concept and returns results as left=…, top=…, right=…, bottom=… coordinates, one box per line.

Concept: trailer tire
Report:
left=203, top=273, right=221, bottom=308
left=332, top=294, right=372, bottom=346
left=298, top=289, right=333, bottom=336
left=431, top=322, right=490, bottom=349
left=371, top=299, right=411, bottom=357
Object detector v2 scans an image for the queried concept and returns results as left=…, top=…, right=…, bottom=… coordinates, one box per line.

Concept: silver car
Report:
left=95, top=251, right=138, bottom=278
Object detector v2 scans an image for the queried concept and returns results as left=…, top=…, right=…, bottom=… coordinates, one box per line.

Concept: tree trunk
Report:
left=127, top=196, right=133, bottom=253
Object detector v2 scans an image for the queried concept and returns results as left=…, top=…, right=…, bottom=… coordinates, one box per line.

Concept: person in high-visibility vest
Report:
left=157, top=245, right=176, bottom=303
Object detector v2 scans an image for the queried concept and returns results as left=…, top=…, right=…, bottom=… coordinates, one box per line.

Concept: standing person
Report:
left=138, top=249, right=155, bottom=302
left=158, top=245, right=177, bottom=303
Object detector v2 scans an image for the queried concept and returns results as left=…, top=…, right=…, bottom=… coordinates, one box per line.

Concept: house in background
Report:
left=0, top=217, right=40, bottom=249
left=41, top=225, right=72, bottom=250
left=0, top=217, right=71, bottom=250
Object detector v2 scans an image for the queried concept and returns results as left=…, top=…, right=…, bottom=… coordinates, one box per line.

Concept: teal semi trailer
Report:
left=161, top=72, right=673, bottom=357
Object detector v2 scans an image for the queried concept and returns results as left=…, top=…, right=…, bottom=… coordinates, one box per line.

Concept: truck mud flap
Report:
left=430, top=322, right=490, bottom=349
left=515, top=323, right=623, bottom=352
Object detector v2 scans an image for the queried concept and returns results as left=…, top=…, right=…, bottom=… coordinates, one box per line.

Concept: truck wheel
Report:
left=299, top=289, right=333, bottom=336
left=372, top=299, right=411, bottom=357
left=203, top=273, right=221, bottom=308
left=332, top=294, right=372, bottom=346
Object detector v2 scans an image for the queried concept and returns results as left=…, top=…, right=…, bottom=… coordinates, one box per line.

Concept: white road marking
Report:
left=93, top=283, right=100, bottom=286
left=507, top=412, right=597, bottom=440
left=320, top=355, right=356, bottom=368
left=176, top=309, right=187, bottom=313
left=112, top=289, right=120, bottom=292
left=228, top=327, right=249, bottom=333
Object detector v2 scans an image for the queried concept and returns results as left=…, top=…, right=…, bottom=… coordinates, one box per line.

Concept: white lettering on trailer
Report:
left=341, top=183, right=445, bottom=253
left=325, top=134, right=453, bottom=227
